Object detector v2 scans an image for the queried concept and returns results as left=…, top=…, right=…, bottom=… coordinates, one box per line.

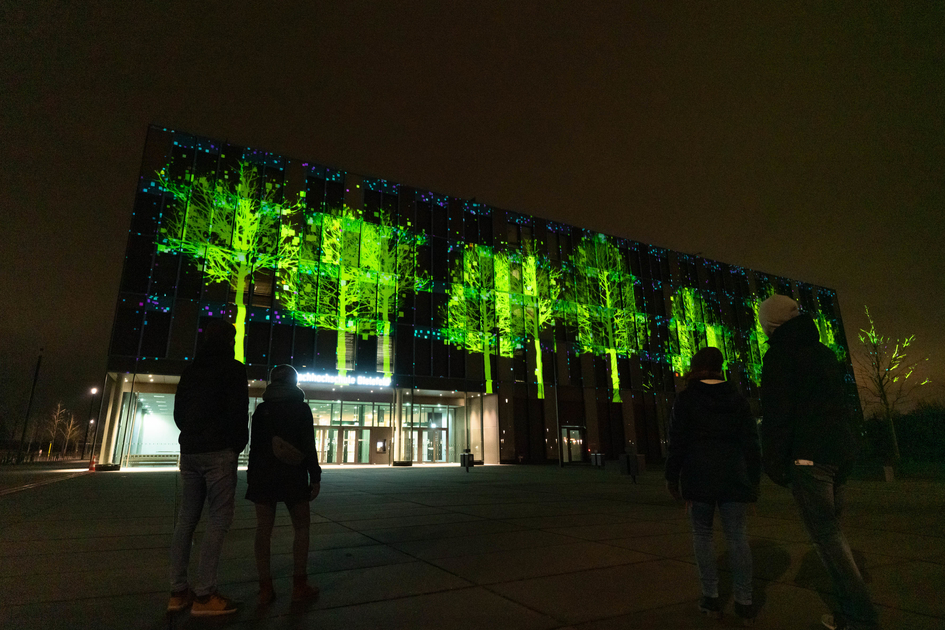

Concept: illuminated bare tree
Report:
left=44, top=402, right=68, bottom=458
left=856, top=306, right=930, bottom=461
left=60, top=413, right=81, bottom=457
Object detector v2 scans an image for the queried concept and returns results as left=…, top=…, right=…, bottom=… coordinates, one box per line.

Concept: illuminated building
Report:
left=93, top=126, right=854, bottom=467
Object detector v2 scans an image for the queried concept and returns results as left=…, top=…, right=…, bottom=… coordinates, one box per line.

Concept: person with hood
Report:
left=665, top=346, right=760, bottom=625
left=758, top=295, right=877, bottom=630
left=246, top=364, right=321, bottom=605
left=168, top=318, right=249, bottom=616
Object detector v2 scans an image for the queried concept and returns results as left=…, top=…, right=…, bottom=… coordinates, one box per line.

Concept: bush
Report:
left=854, top=401, right=945, bottom=466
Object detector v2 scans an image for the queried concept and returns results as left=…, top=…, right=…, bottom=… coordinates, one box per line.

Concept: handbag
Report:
left=260, top=405, right=306, bottom=466
left=272, top=435, right=305, bottom=466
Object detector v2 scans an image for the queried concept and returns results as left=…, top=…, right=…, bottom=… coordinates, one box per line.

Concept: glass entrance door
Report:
left=316, top=428, right=370, bottom=464
left=560, top=427, right=584, bottom=463
left=416, top=428, right=447, bottom=462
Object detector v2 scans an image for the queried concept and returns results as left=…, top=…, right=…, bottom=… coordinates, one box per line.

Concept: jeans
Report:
left=792, top=463, right=878, bottom=629
left=688, top=501, right=753, bottom=605
left=169, top=449, right=238, bottom=597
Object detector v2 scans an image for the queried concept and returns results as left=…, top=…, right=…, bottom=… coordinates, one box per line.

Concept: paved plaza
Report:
left=1, top=461, right=943, bottom=629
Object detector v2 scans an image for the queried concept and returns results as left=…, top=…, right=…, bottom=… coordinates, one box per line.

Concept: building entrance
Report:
left=560, top=427, right=585, bottom=463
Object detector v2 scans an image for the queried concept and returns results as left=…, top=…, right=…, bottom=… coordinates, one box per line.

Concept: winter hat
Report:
left=757, top=294, right=800, bottom=337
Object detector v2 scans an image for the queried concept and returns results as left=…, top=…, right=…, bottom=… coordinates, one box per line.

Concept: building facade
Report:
left=94, top=126, right=855, bottom=468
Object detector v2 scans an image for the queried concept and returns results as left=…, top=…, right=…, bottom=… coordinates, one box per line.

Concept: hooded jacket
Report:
left=665, top=380, right=761, bottom=503
left=246, top=381, right=321, bottom=504
left=173, top=338, right=249, bottom=455
left=760, top=314, right=857, bottom=486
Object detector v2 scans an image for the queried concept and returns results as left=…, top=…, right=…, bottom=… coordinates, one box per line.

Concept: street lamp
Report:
left=84, top=388, right=98, bottom=461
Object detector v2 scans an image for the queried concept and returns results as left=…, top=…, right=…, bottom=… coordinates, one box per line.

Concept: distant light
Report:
left=90, top=388, right=98, bottom=395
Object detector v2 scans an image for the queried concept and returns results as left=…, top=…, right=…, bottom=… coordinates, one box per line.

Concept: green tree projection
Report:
left=668, top=287, right=735, bottom=376
left=279, top=206, right=428, bottom=376
left=159, top=163, right=302, bottom=362
left=856, top=305, right=930, bottom=462
left=517, top=240, right=561, bottom=398
left=360, top=213, right=428, bottom=377
left=442, top=244, right=501, bottom=393
left=567, top=234, right=644, bottom=402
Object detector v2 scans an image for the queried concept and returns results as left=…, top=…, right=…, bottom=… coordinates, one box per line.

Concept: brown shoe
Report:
left=291, top=583, right=319, bottom=603
left=167, top=588, right=195, bottom=612
left=191, top=592, right=240, bottom=616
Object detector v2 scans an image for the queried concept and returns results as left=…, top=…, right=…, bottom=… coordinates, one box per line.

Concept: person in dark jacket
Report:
left=759, top=295, right=877, bottom=630
left=168, top=318, right=249, bottom=616
left=247, top=365, right=321, bottom=605
left=665, top=346, right=760, bottom=624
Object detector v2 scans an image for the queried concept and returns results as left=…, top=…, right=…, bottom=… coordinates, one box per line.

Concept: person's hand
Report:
left=308, top=483, right=321, bottom=501
left=665, top=481, right=682, bottom=501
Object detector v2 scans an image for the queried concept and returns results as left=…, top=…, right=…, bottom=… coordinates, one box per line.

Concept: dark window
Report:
left=431, top=202, right=448, bottom=238
left=119, top=233, right=155, bottom=293
left=167, top=299, right=199, bottom=359
left=394, top=325, right=414, bottom=374
left=414, top=292, right=432, bottom=327
left=356, top=333, right=377, bottom=373
left=414, top=336, right=431, bottom=375
left=464, top=211, right=479, bottom=243
left=131, top=192, right=162, bottom=235
left=245, top=322, right=271, bottom=365
left=110, top=304, right=143, bottom=357
left=270, top=324, right=293, bottom=365
left=140, top=311, right=171, bottom=358
left=315, top=330, right=337, bottom=370
left=293, top=326, right=315, bottom=367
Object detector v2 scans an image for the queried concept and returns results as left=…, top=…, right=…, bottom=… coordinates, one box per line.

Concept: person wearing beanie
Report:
left=757, top=293, right=800, bottom=337
left=665, top=346, right=760, bottom=624
left=246, top=364, right=321, bottom=606
left=758, top=295, right=877, bottom=629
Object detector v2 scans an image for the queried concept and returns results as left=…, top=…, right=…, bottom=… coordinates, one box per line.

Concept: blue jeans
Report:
left=169, top=449, right=238, bottom=597
left=792, top=463, right=878, bottom=629
left=688, top=501, right=753, bottom=605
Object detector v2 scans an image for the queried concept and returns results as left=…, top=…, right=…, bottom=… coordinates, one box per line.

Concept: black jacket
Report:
left=246, top=381, right=321, bottom=504
left=760, top=314, right=857, bottom=486
left=665, top=380, right=761, bottom=503
left=173, top=339, right=249, bottom=455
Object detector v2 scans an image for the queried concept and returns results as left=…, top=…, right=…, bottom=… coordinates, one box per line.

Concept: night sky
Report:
left=1, top=2, right=942, bottom=434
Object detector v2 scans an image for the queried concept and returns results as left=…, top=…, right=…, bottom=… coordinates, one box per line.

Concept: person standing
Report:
left=666, top=346, right=760, bottom=625
left=246, top=365, right=321, bottom=605
left=168, top=319, right=249, bottom=616
left=758, top=294, right=878, bottom=630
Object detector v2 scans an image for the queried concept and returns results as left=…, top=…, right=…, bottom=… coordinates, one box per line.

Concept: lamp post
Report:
left=85, top=387, right=99, bottom=465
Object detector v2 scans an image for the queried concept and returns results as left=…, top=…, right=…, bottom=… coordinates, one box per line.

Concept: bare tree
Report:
left=61, top=413, right=81, bottom=457
left=856, top=306, right=930, bottom=462
left=44, top=402, right=68, bottom=458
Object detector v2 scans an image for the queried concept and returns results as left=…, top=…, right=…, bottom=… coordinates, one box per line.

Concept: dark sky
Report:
left=1, top=1, right=943, bottom=432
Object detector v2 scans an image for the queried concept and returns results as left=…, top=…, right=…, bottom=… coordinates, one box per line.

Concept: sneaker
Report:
left=734, top=602, right=756, bottom=626
left=821, top=614, right=847, bottom=629
left=698, top=596, right=721, bottom=619
left=191, top=592, right=240, bottom=616
left=167, top=588, right=194, bottom=612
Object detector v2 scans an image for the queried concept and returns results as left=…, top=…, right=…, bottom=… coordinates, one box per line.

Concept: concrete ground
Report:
left=0, top=461, right=943, bottom=630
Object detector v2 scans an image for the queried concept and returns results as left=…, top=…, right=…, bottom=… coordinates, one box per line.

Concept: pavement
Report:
left=0, top=461, right=943, bottom=630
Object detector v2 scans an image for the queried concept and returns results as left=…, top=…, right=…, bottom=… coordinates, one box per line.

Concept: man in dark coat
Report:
left=167, top=319, right=249, bottom=616
left=759, top=295, right=877, bottom=630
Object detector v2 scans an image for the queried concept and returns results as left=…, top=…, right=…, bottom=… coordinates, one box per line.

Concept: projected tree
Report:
left=361, top=214, right=428, bottom=377
left=567, top=234, right=643, bottom=402
left=159, top=163, right=301, bottom=362
left=279, top=206, right=429, bottom=376
left=442, top=244, right=502, bottom=393
left=518, top=240, right=561, bottom=398
left=667, top=287, right=734, bottom=376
